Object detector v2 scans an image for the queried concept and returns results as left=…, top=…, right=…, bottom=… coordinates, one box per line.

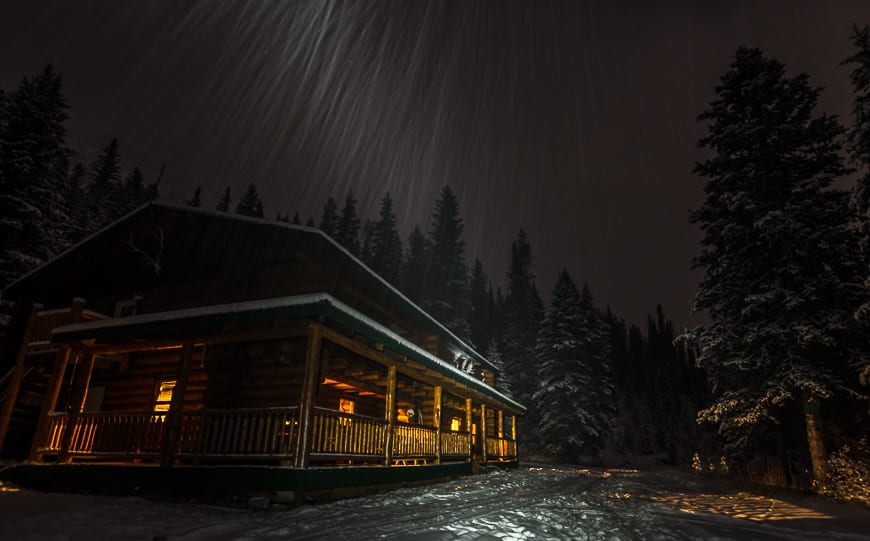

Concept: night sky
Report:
left=3, top=1, right=870, bottom=329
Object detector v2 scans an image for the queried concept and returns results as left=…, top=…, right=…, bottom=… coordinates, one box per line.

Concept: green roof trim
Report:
left=51, top=293, right=525, bottom=414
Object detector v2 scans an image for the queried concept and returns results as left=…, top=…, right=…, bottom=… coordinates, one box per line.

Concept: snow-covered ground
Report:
left=1, top=465, right=869, bottom=540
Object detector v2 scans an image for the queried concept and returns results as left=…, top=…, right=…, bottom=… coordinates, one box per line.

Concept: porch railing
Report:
left=309, top=407, right=386, bottom=459
left=485, top=436, right=517, bottom=460
left=43, top=407, right=298, bottom=460
left=42, top=407, right=514, bottom=464
left=30, top=307, right=106, bottom=345
left=393, top=422, right=437, bottom=458
left=441, top=430, right=471, bottom=458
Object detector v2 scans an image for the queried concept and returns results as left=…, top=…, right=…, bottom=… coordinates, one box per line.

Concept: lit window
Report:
left=451, top=417, right=461, bottom=432
left=153, top=380, right=176, bottom=412
left=339, top=398, right=355, bottom=414
left=397, top=409, right=409, bottom=423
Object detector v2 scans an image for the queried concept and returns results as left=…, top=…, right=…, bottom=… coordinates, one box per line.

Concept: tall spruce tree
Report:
left=486, top=341, right=511, bottom=397
left=319, top=196, right=339, bottom=238
left=469, top=259, right=492, bottom=351
left=64, top=161, right=87, bottom=244
left=291, top=212, right=302, bottom=225
left=402, top=225, right=427, bottom=304
left=688, top=47, right=865, bottom=485
left=366, top=193, right=403, bottom=284
left=336, top=191, right=361, bottom=255
left=0, top=65, right=71, bottom=287
left=534, top=272, right=613, bottom=460
left=236, top=183, right=263, bottom=217
left=844, top=25, right=870, bottom=388
left=501, top=229, right=543, bottom=440
left=186, top=185, right=202, bottom=207
left=86, top=138, right=122, bottom=229
left=120, top=166, right=145, bottom=215
left=422, top=186, right=471, bottom=340
left=216, top=186, right=231, bottom=212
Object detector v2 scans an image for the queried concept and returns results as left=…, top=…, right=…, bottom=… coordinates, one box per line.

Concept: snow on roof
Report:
left=51, top=292, right=525, bottom=413
left=4, top=201, right=495, bottom=373
left=151, top=202, right=496, bottom=372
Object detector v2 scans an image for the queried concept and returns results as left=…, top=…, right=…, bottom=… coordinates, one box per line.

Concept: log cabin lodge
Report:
left=0, top=203, right=524, bottom=499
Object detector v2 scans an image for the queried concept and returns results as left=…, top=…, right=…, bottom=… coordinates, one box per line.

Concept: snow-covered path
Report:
left=1, top=465, right=869, bottom=540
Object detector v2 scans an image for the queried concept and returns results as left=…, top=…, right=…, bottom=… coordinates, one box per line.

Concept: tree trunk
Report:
left=802, top=394, right=827, bottom=490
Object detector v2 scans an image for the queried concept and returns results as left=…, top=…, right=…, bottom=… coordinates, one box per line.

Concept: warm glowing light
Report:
left=339, top=398, right=355, bottom=414
left=153, top=380, right=176, bottom=412
left=450, top=417, right=461, bottom=431
left=647, top=492, right=834, bottom=521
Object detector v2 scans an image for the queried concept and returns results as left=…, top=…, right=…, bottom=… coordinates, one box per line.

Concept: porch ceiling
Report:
left=50, top=293, right=526, bottom=415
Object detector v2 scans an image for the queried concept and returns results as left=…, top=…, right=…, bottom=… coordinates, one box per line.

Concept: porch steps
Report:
left=0, top=365, right=51, bottom=459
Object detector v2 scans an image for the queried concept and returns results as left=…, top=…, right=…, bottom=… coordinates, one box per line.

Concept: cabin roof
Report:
left=50, top=292, right=526, bottom=414
left=2, top=202, right=497, bottom=373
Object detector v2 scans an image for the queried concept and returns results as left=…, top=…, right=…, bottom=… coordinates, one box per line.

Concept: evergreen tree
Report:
left=186, top=185, right=202, bottom=207
left=121, top=166, right=145, bottom=215
left=306, top=217, right=315, bottom=227
left=319, top=196, right=339, bottom=238
left=292, top=212, right=301, bottom=225
left=0, top=65, right=71, bottom=287
left=236, top=183, right=263, bottom=217
left=501, top=229, right=544, bottom=441
left=64, top=161, right=87, bottom=244
left=534, top=272, right=613, bottom=460
left=844, top=25, right=870, bottom=384
left=216, top=186, right=231, bottom=212
left=469, top=259, right=492, bottom=351
left=402, top=225, right=427, bottom=304
left=336, top=191, right=361, bottom=255
left=86, top=138, right=122, bottom=227
left=688, top=47, right=865, bottom=485
left=422, top=186, right=471, bottom=339
left=486, top=341, right=511, bottom=397
left=366, top=193, right=403, bottom=284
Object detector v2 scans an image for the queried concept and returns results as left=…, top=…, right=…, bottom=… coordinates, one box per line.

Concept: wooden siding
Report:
left=94, top=349, right=207, bottom=413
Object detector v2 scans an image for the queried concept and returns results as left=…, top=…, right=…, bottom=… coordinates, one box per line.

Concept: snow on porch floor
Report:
left=0, top=464, right=869, bottom=540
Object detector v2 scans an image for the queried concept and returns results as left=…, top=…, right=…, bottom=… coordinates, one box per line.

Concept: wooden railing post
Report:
left=0, top=303, right=42, bottom=453
left=497, top=410, right=504, bottom=460
left=465, top=398, right=473, bottom=461
left=160, top=342, right=193, bottom=468
left=58, top=352, right=96, bottom=462
left=29, top=345, right=73, bottom=462
left=480, top=404, right=487, bottom=464
left=294, top=325, right=322, bottom=468
left=433, top=385, right=442, bottom=464
left=512, top=414, right=518, bottom=461
left=383, top=364, right=397, bottom=467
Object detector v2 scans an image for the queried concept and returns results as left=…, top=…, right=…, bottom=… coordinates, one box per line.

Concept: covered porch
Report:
left=30, top=294, right=522, bottom=469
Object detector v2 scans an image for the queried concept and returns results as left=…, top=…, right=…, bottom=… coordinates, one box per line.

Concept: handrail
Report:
left=43, top=407, right=300, bottom=459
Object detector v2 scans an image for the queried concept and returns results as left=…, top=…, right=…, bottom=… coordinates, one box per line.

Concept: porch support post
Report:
left=465, top=398, right=473, bottom=461
left=160, top=342, right=193, bottom=468
left=294, top=324, right=323, bottom=468
left=29, top=345, right=73, bottom=462
left=433, top=385, right=442, bottom=464
left=0, top=303, right=41, bottom=453
left=512, top=414, right=518, bottom=461
left=383, top=364, right=397, bottom=466
left=58, top=352, right=96, bottom=463
left=497, top=409, right=504, bottom=460
left=480, top=404, right=488, bottom=463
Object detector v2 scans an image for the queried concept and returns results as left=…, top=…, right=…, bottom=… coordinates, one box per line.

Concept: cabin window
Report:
left=339, top=398, right=355, bottom=415
left=153, top=379, right=176, bottom=412
left=397, top=409, right=409, bottom=423
left=450, top=417, right=461, bottom=432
